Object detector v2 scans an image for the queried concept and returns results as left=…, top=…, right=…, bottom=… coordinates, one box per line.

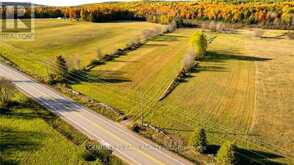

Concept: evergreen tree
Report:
left=53, top=55, right=68, bottom=83
left=190, top=128, right=208, bottom=153
left=216, top=141, right=237, bottom=165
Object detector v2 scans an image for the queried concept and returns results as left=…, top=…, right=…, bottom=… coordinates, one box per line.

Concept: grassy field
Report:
left=73, top=30, right=191, bottom=118
left=72, top=29, right=257, bottom=131
left=72, top=29, right=294, bottom=164
left=1, top=19, right=293, bottom=164
left=244, top=32, right=294, bottom=160
left=0, top=19, right=162, bottom=79
left=0, top=94, right=99, bottom=165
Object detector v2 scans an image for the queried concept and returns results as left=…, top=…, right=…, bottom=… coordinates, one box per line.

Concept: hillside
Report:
left=0, top=2, right=44, bottom=7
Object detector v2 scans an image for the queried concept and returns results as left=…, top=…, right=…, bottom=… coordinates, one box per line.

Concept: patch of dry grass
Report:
left=244, top=33, right=294, bottom=157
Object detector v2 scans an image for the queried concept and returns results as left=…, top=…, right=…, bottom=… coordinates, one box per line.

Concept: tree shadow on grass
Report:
left=0, top=127, right=45, bottom=165
left=0, top=99, right=55, bottom=121
left=89, top=70, right=131, bottom=83
left=143, top=43, right=168, bottom=47
left=174, top=64, right=227, bottom=85
left=68, top=69, right=131, bottom=84
left=236, top=148, right=287, bottom=165
left=3, top=110, right=42, bottom=120
left=0, top=159, right=19, bottom=165
left=201, top=51, right=272, bottom=63
left=189, top=51, right=272, bottom=74
left=111, top=59, right=138, bottom=63
left=206, top=144, right=286, bottom=165
left=152, top=34, right=186, bottom=42
left=192, top=65, right=227, bottom=73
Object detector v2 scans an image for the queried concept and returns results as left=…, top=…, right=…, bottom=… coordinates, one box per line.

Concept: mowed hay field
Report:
left=73, top=29, right=256, bottom=132
left=73, top=29, right=294, bottom=163
left=1, top=19, right=293, bottom=164
left=0, top=19, right=162, bottom=78
left=244, top=33, right=294, bottom=159
left=73, top=29, right=257, bottom=139
left=73, top=30, right=191, bottom=117
left=0, top=94, right=92, bottom=165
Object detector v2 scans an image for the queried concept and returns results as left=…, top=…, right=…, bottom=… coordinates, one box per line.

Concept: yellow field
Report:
left=244, top=33, right=294, bottom=159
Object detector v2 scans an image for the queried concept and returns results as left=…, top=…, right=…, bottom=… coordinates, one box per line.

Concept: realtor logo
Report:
left=0, top=2, right=34, bottom=40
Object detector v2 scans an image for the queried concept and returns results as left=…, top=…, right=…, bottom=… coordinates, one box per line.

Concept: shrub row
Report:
left=159, top=68, right=187, bottom=101
left=159, top=32, right=206, bottom=101
left=86, top=24, right=176, bottom=71
left=159, top=61, right=199, bottom=101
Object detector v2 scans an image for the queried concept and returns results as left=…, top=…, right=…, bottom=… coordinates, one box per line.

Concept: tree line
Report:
left=8, top=2, right=294, bottom=28
left=14, top=2, right=290, bottom=28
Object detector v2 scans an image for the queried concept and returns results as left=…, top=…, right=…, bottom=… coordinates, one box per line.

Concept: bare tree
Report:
left=0, top=78, right=16, bottom=108
left=201, top=22, right=209, bottom=30
left=182, top=50, right=196, bottom=73
left=287, top=31, right=294, bottom=40
left=208, top=21, right=217, bottom=32
left=141, top=28, right=161, bottom=42
left=153, top=26, right=163, bottom=35
left=96, top=48, right=104, bottom=60
left=127, top=36, right=141, bottom=48
left=149, top=28, right=159, bottom=37
left=216, top=22, right=225, bottom=32
left=74, top=54, right=81, bottom=70
left=254, top=29, right=264, bottom=38
left=165, top=20, right=177, bottom=33
left=142, top=29, right=153, bottom=40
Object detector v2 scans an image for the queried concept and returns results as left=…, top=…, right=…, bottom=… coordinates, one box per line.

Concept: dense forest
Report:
left=3, top=1, right=294, bottom=28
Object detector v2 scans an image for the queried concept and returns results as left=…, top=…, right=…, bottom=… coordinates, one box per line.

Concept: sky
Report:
left=2, top=0, right=119, bottom=6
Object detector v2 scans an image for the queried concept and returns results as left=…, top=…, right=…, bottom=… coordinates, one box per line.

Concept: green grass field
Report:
left=0, top=94, right=100, bottom=165
left=1, top=19, right=293, bottom=164
left=72, top=29, right=256, bottom=131
left=0, top=19, right=162, bottom=79
left=72, top=29, right=294, bottom=164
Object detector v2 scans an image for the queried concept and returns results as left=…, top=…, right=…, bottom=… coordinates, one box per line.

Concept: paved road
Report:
left=0, top=63, right=193, bottom=165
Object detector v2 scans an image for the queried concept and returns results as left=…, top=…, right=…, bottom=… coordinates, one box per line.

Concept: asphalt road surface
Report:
left=0, top=63, right=193, bottom=165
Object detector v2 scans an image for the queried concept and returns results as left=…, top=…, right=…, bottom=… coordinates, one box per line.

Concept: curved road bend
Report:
left=0, top=63, right=193, bottom=165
